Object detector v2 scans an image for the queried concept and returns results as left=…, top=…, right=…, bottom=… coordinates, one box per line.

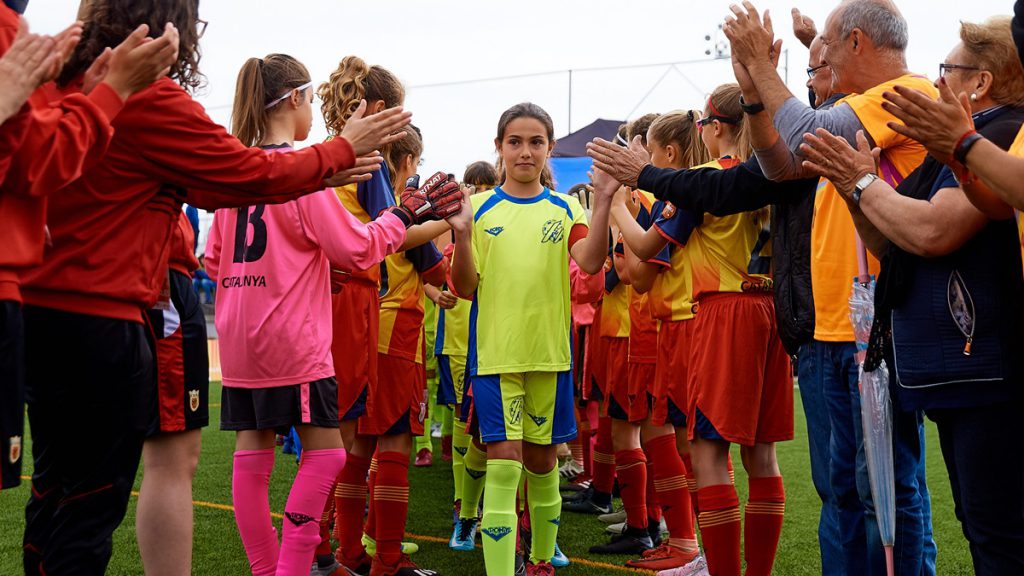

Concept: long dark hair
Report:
left=59, top=0, right=205, bottom=93
left=494, top=102, right=556, bottom=190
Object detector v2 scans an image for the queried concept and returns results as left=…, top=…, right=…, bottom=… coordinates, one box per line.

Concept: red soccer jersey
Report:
left=20, top=78, right=356, bottom=322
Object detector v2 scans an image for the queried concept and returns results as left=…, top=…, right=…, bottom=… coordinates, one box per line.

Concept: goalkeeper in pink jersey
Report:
left=204, top=53, right=460, bottom=576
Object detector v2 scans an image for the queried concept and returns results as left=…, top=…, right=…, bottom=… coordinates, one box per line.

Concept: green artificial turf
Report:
left=0, top=381, right=972, bottom=575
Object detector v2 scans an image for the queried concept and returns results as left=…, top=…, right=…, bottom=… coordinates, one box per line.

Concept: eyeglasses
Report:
left=939, top=63, right=981, bottom=78
left=196, top=18, right=208, bottom=38
left=807, top=63, right=828, bottom=79
left=264, top=81, right=314, bottom=110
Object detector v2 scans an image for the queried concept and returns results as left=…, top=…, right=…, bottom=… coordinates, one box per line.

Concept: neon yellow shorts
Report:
left=470, top=371, right=576, bottom=445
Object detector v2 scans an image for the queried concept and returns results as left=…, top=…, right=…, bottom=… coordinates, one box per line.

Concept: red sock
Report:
left=569, top=437, right=584, bottom=466
left=364, top=455, right=379, bottom=541
left=644, top=434, right=694, bottom=540
left=372, top=451, right=409, bottom=568
left=744, top=476, right=785, bottom=576
left=592, top=417, right=615, bottom=494
left=316, top=490, right=334, bottom=557
left=614, top=448, right=647, bottom=530
left=697, top=484, right=741, bottom=576
left=727, top=453, right=735, bottom=485
left=644, top=456, right=662, bottom=523
left=580, top=426, right=593, bottom=479
left=334, top=452, right=371, bottom=563
left=681, top=453, right=699, bottom=516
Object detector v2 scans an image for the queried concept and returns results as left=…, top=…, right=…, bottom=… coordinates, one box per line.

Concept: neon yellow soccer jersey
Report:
left=465, top=187, right=589, bottom=376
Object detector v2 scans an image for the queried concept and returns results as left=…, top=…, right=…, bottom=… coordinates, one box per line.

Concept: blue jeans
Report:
left=802, top=340, right=936, bottom=576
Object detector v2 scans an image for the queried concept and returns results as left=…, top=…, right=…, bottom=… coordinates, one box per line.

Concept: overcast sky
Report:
left=24, top=0, right=1015, bottom=182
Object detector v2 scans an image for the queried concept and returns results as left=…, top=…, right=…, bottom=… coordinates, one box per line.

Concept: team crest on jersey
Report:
left=541, top=219, right=565, bottom=243
left=485, top=226, right=505, bottom=236
left=527, top=412, right=548, bottom=427
left=661, top=202, right=677, bottom=219
left=189, top=389, right=200, bottom=412
left=508, top=397, right=523, bottom=425
left=8, top=436, right=21, bottom=464
left=481, top=526, right=513, bottom=542
left=603, top=256, right=613, bottom=272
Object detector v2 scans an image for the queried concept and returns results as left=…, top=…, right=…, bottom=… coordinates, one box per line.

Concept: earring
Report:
left=971, top=93, right=978, bottom=101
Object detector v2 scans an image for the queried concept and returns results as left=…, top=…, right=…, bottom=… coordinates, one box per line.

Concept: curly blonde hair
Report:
left=318, top=55, right=405, bottom=136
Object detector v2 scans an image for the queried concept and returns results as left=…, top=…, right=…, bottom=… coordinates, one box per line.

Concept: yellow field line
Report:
left=16, top=476, right=653, bottom=574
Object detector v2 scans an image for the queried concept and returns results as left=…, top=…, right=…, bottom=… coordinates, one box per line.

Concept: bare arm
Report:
left=611, top=201, right=671, bottom=261
left=446, top=191, right=477, bottom=298
left=621, top=243, right=660, bottom=294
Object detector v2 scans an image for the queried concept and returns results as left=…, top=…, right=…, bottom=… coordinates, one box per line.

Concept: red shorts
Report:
left=602, top=337, right=630, bottom=420
left=650, top=319, right=692, bottom=428
left=687, top=293, right=793, bottom=446
left=148, top=269, right=209, bottom=434
left=331, top=280, right=377, bottom=421
left=359, top=353, right=426, bottom=437
left=626, top=361, right=656, bottom=423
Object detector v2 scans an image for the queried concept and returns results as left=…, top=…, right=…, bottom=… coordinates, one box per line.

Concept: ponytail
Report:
left=230, top=54, right=310, bottom=147
left=647, top=110, right=710, bottom=170
left=385, top=124, right=424, bottom=191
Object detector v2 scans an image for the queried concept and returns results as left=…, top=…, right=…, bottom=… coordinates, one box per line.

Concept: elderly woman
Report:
left=801, top=16, right=1024, bottom=575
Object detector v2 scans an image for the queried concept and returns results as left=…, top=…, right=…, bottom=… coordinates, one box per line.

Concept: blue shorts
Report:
left=437, top=354, right=466, bottom=409
left=470, top=370, right=577, bottom=445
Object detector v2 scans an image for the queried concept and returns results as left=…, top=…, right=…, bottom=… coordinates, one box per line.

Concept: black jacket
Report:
left=637, top=158, right=817, bottom=355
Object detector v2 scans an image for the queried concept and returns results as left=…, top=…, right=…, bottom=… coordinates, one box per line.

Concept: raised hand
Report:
left=0, top=24, right=58, bottom=122
left=881, top=78, right=973, bottom=166
left=390, top=172, right=463, bottom=227
left=102, top=23, right=180, bottom=101
left=340, top=100, right=413, bottom=156
left=323, top=152, right=383, bottom=188
left=800, top=129, right=880, bottom=200
left=722, top=1, right=776, bottom=68
left=791, top=7, right=817, bottom=48
left=586, top=136, right=649, bottom=188
left=38, top=21, right=83, bottom=83
left=445, top=182, right=474, bottom=233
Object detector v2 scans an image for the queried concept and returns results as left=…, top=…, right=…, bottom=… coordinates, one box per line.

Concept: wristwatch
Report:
left=852, top=173, right=879, bottom=205
left=739, top=96, right=765, bottom=115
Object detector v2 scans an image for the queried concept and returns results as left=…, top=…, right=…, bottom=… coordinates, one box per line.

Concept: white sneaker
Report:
left=558, top=458, right=584, bottom=480
left=657, top=554, right=709, bottom=576
left=598, top=505, right=626, bottom=525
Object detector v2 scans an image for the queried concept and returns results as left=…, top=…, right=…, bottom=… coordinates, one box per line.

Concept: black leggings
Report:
left=928, top=396, right=1024, bottom=576
left=22, top=306, right=155, bottom=576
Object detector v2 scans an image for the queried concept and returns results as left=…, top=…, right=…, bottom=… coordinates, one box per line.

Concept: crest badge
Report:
left=189, top=389, right=200, bottom=412
left=9, top=436, right=21, bottom=464
left=661, top=202, right=677, bottom=219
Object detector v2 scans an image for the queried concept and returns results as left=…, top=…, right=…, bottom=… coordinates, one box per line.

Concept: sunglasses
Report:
left=264, top=81, right=314, bottom=110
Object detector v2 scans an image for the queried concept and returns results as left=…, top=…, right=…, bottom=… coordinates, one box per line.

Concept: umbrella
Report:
left=850, top=236, right=896, bottom=576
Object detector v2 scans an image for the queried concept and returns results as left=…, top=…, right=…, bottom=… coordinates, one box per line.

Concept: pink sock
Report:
left=276, top=448, right=347, bottom=576
left=233, top=449, right=279, bottom=576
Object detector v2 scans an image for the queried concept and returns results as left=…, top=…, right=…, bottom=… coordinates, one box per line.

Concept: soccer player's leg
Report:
left=522, top=370, right=575, bottom=571
left=474, top=373, right=526, bottom=576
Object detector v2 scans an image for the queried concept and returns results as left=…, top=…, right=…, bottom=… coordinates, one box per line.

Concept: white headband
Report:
left=264, top=81, right=313, bottom=110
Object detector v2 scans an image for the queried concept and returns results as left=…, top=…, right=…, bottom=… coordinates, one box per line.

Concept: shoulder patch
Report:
left=661, top=202, right=676, bottom=219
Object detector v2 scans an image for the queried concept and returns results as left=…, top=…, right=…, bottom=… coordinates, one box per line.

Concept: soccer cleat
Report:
left=369, top=554, right=440, bottom=576
left=561, top=485, right=594, bottom=504
left=588, top=526, right=654, bottom=555
left=362, top=534, right=419, bottom=557
left=525, top=561, right=556, bottom=576
left=561, top=491, right=613, bottom=515
left=625, top=542, right=700, bottom=571
left=449, top=517, right=479, bottom=551
left=335, top=550, right=372, bottom=576
left=559, top=476, right=591, bottom=493
left=558, top=458, right=584, bottom=480
left=414, top=448, right=433, bottom=467
left=598, top=505, right=626, bottom=525
left=551, top=542, right=570, bottom=567
left=311, top=559, right=343, bottom=576
left=656, top=554, right=710, bottom=576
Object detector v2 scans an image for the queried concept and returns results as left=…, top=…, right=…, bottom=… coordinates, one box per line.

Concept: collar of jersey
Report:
left=494, top=186, right=551, bottom=204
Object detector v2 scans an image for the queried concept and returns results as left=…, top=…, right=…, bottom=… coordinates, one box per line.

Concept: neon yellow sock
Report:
left=441, top=406, right=454, bottom=436
left=481, top=459, right=522, bottom=576
left=451, top=422, right=471, bottom=504
left=461, top=441, right=488, bottom=520
left=525, top=466, right=561, bottom=564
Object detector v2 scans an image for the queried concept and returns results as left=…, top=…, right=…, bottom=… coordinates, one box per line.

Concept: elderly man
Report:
left=724, top=1, right=936, bottom=575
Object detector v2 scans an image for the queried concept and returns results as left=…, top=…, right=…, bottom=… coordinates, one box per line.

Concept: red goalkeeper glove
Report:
left=384, top=172, right=464, bottom=227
